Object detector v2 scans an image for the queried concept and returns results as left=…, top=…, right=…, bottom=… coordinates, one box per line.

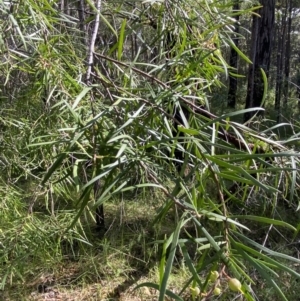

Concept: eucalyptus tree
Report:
left=244, top=0, right=275, bottom=122
left=273, top=0, right=297, bottom=122
left=275, top=2, right=288, bottom=123
left=1, top=1, right=300, bottom=300
left=282, top=0, right=294, bottom=107
left=227, top=0, right=240, bottom=108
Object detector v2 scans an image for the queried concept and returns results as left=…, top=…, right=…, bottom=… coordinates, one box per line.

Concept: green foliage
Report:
left=1, top=0, right=300, bottom=300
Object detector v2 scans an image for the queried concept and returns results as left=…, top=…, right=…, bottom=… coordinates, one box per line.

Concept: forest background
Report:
left=1, top=0, right=300, bottom=300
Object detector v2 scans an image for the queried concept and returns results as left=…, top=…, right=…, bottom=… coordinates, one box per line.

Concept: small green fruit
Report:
left=213, top=287, right=221, bottom=295
left=190, top=286, right=200, bottom=296
left=209, top=270, right=219, bottom=282
left=228, top=278, right=242, bottom=292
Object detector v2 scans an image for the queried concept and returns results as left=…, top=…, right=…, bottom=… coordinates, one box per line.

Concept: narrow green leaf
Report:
left=72, top=87, right=92, bottom=109
left=118, top=19, right=126, bottom=60
left=231, top=215, right=296, bottom=231
left=67, top=185, right=93, bottom=231
left=100, top=14, right=118, bottom=38
left=199, top=210, right=250, bottom=231
left=290, top=156, right=296, bottom=206
left=232, top=240, right=300, bottom=278
left=228, top=39, right=251, bottom=63
left=159, top=236, right=168, bottom=285
left=181, top=243, right=203, bottom=289
left=260, top=68, right=268, bottom=107
left=233, top=231, right=300, bottom=263
left=238, top=249, right=288, bottom=301
left=42, top=153, right=67, bottom=185
left=159, top=217, right=188, bottom=301
left=177, top=126, right=199, bottom=135
left=116, top=104, right=145, bottom=132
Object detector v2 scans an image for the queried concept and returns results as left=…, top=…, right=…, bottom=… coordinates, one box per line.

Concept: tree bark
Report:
left=283, top=0, right=293, bottom=108
left=227, top=1, right=240, bottom=108
left=244, top=1, right=275, bottom=122
left=274, top=9, right=287, bottom=123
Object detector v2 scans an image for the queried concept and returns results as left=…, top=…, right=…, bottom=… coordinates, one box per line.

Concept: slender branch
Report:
left=85, top=0, right=104, bottom=229
left=86, top=0, right=101, bottom=83
left=94, top=52, right=284, bottom=154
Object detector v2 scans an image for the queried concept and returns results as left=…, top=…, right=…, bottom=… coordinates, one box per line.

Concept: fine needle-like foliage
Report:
left=1, top=0, right=300, bottom=300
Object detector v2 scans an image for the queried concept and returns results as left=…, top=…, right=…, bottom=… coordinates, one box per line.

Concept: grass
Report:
left=0, top=189, right=190, bottom=301
left=1, top=181, right=300, bottom=301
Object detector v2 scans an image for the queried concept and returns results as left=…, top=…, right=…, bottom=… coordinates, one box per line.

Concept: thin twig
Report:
left=86, top=0, right=101, bottom=83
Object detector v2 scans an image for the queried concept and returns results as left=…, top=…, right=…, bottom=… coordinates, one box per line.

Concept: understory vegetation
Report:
left=1, top=0, right=300, bottom=300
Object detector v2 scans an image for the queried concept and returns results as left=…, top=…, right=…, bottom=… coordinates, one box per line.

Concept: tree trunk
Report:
left=283, top=0, right=293, bottom=108
left=94, top=180, right=105, bottom=230
left=274, top=9, right=287, bottom=123
left=227, top=1, right=240, bottom=109
left=244, top=1, right=275, bottom=122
